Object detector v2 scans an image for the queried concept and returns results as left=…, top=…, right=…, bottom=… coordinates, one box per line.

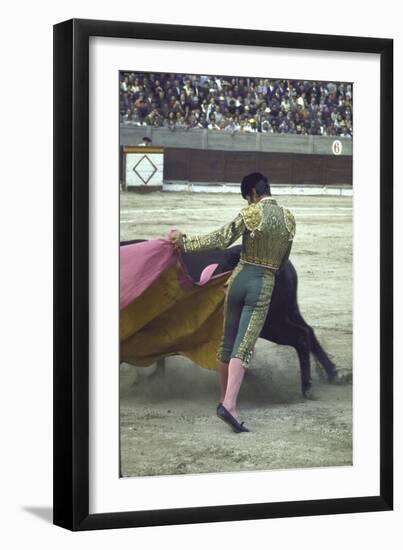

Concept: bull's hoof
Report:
left=302, top=386, right=315, bottom=400
left=328, top=369, right=352, bottom=385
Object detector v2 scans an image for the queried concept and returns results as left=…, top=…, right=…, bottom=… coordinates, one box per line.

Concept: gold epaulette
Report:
left=283, top=208, right=296, bottom=240
left=241, top=203, right=263, bottom=233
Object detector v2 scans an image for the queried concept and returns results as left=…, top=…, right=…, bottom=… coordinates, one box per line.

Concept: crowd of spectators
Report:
left=120, top=72, right=353, bottom=137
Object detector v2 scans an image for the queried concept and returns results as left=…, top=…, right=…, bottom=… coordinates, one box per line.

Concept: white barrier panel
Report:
left=124, top=146, right=164, bottom=188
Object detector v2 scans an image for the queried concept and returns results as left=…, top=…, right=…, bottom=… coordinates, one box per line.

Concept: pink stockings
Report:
left=218, top=361, right=229, bottom=402
left=218, top=357, right=246, bottom=422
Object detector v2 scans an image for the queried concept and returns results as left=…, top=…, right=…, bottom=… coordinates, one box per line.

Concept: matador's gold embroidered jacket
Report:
left=182, top=197, right=296, bottom=269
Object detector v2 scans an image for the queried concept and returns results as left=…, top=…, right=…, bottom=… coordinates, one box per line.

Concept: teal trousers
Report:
left=217, top=261, right=275, bottom=368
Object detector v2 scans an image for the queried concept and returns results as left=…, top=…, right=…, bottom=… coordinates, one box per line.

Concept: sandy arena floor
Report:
left=120, top=191, right=353, bottom=477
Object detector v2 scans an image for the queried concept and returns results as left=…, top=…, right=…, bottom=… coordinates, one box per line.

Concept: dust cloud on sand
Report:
left=120, top=192, right=352, bottom=477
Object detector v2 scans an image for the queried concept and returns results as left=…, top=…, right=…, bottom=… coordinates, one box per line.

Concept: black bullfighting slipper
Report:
left=216, top=403, right=250, bottom=433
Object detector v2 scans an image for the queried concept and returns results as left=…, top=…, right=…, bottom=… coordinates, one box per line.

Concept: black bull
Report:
left=121, top=240, right=347, bottom=398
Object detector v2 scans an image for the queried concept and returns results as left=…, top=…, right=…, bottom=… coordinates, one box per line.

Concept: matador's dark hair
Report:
left=240, top=172, right=271, bottom=199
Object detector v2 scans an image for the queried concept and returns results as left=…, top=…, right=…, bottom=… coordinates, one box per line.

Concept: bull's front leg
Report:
left=152, top=357, right=166, bottom=378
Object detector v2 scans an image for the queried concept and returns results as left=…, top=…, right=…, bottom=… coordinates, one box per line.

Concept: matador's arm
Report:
left=280, top=208, right=296, bottom=266
left=182, top=212, right=245, bottom=253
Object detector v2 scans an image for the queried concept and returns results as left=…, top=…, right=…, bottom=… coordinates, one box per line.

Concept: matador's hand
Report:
left=167, top=228, right=185, bottom=250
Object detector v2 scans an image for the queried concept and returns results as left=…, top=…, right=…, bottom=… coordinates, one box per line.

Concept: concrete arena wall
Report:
left=120, top=125, right=353, bottom=156
left=120, top=127, right=352, bottom=186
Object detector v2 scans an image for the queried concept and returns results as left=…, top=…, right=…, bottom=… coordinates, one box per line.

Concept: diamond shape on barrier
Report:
left=133, top=155, right=157, bottom=184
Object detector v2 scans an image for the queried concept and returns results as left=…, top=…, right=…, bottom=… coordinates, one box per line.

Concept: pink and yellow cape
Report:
left=120, top=239, right=230, bottom=370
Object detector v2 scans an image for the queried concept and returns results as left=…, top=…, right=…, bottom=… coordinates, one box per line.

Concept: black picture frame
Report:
left=53, top=18, right=393, bottom=531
